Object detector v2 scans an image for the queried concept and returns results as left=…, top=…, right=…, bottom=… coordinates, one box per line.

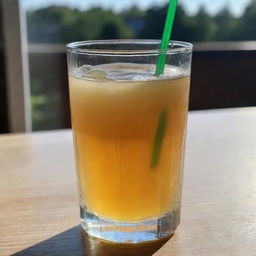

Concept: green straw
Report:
left=150, top=110, right=168, bottom=168
left=155, top=0, right=178, bottom=76
left=151, top=0, right=178, bottom=169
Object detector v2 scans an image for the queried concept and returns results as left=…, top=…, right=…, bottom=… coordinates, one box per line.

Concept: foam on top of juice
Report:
left=74, top=63, right=187, bottom=82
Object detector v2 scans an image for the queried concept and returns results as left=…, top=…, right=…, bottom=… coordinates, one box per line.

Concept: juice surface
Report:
left=69, top=63, right=190, bottom=222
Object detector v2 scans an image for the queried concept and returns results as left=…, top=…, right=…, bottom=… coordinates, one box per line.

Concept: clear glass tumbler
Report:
left=67, top=40, right=192, bottom=243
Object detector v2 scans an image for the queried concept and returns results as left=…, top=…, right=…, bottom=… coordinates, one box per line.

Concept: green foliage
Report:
left=214, top=8, right=237, bottom=41
left=27, top=2, right=256, bottom=44
left=121, top=6, right=145, bottom=19
left=27, top=6, right=133, bottom=43
left=139, top=6, right=166, bottom=39
left=27, top=0, right=256, bottom=43
left=31, top=94, right=48, bottom=130
left=193, top=7, right=218, bottom=41
left=172, top=5, right=198, bottom=41
left=236, top=0, right=256, bottom=40
left=30, top=78, right=64, bottom=131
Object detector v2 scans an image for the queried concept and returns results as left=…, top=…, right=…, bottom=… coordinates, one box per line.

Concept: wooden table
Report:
left=1, top=108, right=256, bottom=256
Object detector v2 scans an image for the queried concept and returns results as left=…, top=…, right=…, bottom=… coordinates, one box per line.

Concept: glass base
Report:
left=80, top=206, right=180, bottom=243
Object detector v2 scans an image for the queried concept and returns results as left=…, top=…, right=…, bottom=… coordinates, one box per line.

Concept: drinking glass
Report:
left=67, top=40, right=193, bottom=243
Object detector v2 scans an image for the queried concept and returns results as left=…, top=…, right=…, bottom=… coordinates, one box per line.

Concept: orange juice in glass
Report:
left=67, top=40, right=192, bottom=243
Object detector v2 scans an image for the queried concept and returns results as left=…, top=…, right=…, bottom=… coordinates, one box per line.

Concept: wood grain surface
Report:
left=0, top=108, right=256, bottom=256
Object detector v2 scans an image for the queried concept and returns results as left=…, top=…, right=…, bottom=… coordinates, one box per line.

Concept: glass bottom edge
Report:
left=80, top=206, right=180, bottom=243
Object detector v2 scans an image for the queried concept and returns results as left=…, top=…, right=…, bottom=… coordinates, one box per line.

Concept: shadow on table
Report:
left=11, top=225, right=172, bottom=256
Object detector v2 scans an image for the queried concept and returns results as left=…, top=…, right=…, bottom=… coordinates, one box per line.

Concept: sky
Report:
left=22, top=0, right=252, bottom=16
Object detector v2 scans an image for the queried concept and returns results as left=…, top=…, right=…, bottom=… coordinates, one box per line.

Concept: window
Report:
left=1, top=0, right=256, bottom=133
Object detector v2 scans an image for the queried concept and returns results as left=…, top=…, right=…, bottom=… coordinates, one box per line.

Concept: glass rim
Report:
left=66, top=39, right=193, bottom=56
